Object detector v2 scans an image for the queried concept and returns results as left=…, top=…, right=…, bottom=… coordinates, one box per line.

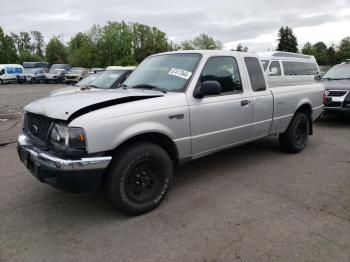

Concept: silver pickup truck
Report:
left=17, top=50, right=324, bottom=215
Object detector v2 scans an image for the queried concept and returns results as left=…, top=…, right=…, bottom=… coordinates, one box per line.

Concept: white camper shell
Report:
left=258, top=52, right=320, bottom=87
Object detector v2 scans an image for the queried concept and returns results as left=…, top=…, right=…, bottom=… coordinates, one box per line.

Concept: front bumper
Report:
left=324, top=90, right=350, bottom=112
left=17, top=134, right=112, bottom=193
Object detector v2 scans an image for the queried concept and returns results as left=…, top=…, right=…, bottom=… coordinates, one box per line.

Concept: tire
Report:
left=31, top=78, right=36, bottom=84
left=279, top=112, right=310, bottom=153
left=57, top=77, right=62, bottom=84
left=105, top=142, right=173, bottom=216
left=0, top=79, right=3, bottom=85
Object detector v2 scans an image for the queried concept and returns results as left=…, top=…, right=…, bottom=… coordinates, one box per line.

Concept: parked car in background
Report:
left=0, top=64, right=24, bottom=85
left=258, top=51, right=320, bottom=87
left=18, top=50, right=324, bottom=215
left=45, top=64, right=71, bottom=84
left=65, top=67, right=89, bottom=84
left=321, top=60, right=350, bottom=113
left=23, top=62, right=50, bottom=72
left=17, top=68, right=46, bottom=84
left=50, top=67, right=134, bottom=96
left=50, top=73, right=100, bottom=96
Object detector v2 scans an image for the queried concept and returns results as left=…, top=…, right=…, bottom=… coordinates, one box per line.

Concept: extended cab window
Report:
left=269, top=61, right=281, bottom=76
left=200, top=56, right=243, bottom=94
left=244, top=57, right=266, bottom=92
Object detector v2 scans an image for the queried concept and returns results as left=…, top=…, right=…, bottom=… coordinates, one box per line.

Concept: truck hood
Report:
left=24, top=89, right=163, bottom=121
left=321, top=79, right=350, bottom=91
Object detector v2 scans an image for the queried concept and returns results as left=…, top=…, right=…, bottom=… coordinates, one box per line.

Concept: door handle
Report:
left=241, top=100, right=251, bottom=106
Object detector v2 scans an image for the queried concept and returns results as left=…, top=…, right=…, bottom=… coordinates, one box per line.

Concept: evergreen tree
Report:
left=276, top=26, right=298, bottom=53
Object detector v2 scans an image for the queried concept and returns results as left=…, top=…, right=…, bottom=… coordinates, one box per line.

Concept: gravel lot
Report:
left=0, top=84, right=349, bottom=261
left=0, top=83, right=61, bottom=115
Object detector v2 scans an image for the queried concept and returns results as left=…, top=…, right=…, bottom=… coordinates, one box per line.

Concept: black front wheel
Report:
left=279, top=112, right=310, bottom=153
left=105, top=142, right=173, bottom=216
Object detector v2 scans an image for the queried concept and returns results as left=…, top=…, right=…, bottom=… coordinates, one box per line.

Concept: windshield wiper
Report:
left=131, top=84, right=167, bottom=93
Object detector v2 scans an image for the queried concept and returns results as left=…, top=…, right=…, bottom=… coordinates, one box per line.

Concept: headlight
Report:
left=50, top=124, right=87, bottom=153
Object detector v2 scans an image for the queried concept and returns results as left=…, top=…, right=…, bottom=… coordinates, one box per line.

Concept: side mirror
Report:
left=269, top=67, right=278, bottom=75
left=314, top=74, right=322, bottom=81
left=194, top=80, right=222, bottom=98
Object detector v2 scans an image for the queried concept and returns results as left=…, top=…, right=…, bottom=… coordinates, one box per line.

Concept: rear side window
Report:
left=244, top=57, right=266, bottom=92
left=269, top=61, right=281, bottom=76
left=283, top=62, right=318, bottom=75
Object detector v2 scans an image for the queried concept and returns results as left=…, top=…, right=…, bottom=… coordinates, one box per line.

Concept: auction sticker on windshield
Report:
left=168, top=68, right=192, bottom=80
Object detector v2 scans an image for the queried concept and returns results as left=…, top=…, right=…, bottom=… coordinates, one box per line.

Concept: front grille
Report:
left=25, top=112, right=53, bottom=144
left=66, top=76, right=77, bottom=80
left=328, top=90, right=348, bottom=97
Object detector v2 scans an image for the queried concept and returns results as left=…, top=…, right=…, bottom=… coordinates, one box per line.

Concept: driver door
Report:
left=188, top=56, right=254, bottom=157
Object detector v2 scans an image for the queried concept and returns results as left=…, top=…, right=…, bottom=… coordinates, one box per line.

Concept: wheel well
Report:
left=295, top=104, right=313, bottom=135
left=110, top=133, right=179, bottom=162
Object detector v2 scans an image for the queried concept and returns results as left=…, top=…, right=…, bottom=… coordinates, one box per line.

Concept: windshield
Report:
left=24, top=68, right=36, bottom=74
left=5, top=67, right=23, bottom=74
left=88, top=70, right=125, bottom=89
left=76, top=74, right=97, bottom=87
left=123, top=53, right=202, bottom=92
left=322, top=64, right=350, bottom=80
left=68, top=69, right=83, bottom=74
left=49, top=68, right=65, bottom=74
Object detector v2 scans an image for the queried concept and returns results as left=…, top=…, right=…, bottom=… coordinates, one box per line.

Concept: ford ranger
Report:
left=17, top=50, right=324, bottom=215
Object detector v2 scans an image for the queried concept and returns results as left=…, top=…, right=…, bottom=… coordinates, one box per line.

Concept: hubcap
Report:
left=125, top=159, right=163, bottom=203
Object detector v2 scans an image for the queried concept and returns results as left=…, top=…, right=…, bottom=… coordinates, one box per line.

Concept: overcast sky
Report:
left=1, top=0, right=350, bottom=52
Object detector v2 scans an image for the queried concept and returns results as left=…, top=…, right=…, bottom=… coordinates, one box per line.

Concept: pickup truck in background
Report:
left=17, top=50, right=324, bottom=215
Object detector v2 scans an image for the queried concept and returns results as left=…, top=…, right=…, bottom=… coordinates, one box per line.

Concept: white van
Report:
left=0, top=64, right=24, bottom=85
left=258, top=52, right=320, bottom=87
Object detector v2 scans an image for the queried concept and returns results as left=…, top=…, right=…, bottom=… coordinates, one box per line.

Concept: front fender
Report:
left=111, top=121, right=176, bottom=150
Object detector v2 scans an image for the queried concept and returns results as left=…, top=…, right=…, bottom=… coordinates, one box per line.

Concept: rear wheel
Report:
left=105, top=142, right=173, bottom=216
left=279, top=112, right=310, bottom=153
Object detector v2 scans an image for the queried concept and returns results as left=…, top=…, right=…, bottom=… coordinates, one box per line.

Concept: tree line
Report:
left=0, top=22, right=221, bottom=67
left=0, top=22, right=349, bottom=67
